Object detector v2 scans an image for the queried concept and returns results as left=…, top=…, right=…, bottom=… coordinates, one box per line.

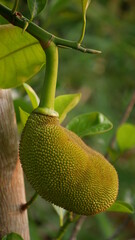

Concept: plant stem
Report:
left=56, top=216, right=71, bottom=240
left=21, top=192, right=38, bottom=211
left=107, top=216, right=132, bottom=240
left=78, top=0, right=91, bottom=44
left=36, top=42, right=58, bottom=115
left=70, top=216, right=86, bottom=240
left=0, top=3, right=101, bottom=54
left=78, top=14, right=86, bottom=45
left=119, top=91, right=135, bottom=125
left=56, top=214, right=80, bottom=240
left=12, top=0, right=19, bottom=14
left=106, top=91, right=135, bottom=152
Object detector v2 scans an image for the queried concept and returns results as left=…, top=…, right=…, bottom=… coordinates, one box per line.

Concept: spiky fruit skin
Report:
left=19, top=112, right=118, bottom=215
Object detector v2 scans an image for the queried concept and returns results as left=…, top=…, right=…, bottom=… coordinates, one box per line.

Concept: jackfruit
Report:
left=19, top=112, right=118, bottom=215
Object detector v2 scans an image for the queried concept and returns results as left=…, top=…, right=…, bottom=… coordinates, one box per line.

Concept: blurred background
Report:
left=1, top=0, right=135, bottom=239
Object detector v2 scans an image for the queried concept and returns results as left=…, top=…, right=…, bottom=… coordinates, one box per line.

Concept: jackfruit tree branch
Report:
left=0, top=3, right=101, bottom=54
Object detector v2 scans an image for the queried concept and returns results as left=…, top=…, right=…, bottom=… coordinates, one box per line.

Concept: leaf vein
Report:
left=0, top=41, right=39, bottom=61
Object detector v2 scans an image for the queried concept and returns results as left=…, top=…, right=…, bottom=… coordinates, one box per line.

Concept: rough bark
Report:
left=0, top=89, right=30, bottom=239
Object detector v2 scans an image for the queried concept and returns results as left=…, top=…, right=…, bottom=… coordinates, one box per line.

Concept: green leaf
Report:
left=107, top=201, right=134, bottom=214
left=67, top=112, right=113, bottom=137
left=116, top=123, right=135, bottom=151
left=52, top=205, right=67, bottom=227
left=2, top=233, right=23, bottom=240
left=79, top=0, right=91, bottom=44
left=54, top=93, right=81, bottom=123
left=23, top=83, right=39, bottom=109
left=0, top=24, right=45, bottom=88
left=19, top=107, right=30, bottom=127
left=27, top=0, right=47, bottom=19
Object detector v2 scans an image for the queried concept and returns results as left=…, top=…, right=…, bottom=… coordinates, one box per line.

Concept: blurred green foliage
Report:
left=2, top=233, right=23, bottom=240
left=1, top=0, right=135, bottom=239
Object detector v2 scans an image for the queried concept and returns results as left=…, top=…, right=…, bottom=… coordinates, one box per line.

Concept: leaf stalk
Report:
left=12, top=0, right=19, bottom=14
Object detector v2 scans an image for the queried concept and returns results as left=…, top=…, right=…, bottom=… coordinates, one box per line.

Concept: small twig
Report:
left=57, top=44, right=101, bottom=54
left=70, top=216, right=86, bottom=240
left=106, top=216, right=132, bottom=240
left=120, top=147, right=135, bottom=159
left=119, top=91, right=135, bottom=125
left=56, top=214, right=80, bottom=240
left=112, top=90, right=135, bottom=148
left=20, top=192, right=38, bottom=211
left=106, top=90, right=135, bottom=157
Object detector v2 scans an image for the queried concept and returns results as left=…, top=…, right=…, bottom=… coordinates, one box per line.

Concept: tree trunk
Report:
left=0, top=89, right=30, bottom=240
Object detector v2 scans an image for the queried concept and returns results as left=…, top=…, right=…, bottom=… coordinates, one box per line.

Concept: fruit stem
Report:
left=36, top=41, right=58, bottom=116
left=20, top=192, right=38, bottom=211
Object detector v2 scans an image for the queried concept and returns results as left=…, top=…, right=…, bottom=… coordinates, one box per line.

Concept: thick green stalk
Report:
left=36, top=42, right=58, bottom=116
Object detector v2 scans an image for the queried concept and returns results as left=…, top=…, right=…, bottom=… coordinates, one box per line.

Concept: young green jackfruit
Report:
left=19, top=112, right=118, bottom=215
